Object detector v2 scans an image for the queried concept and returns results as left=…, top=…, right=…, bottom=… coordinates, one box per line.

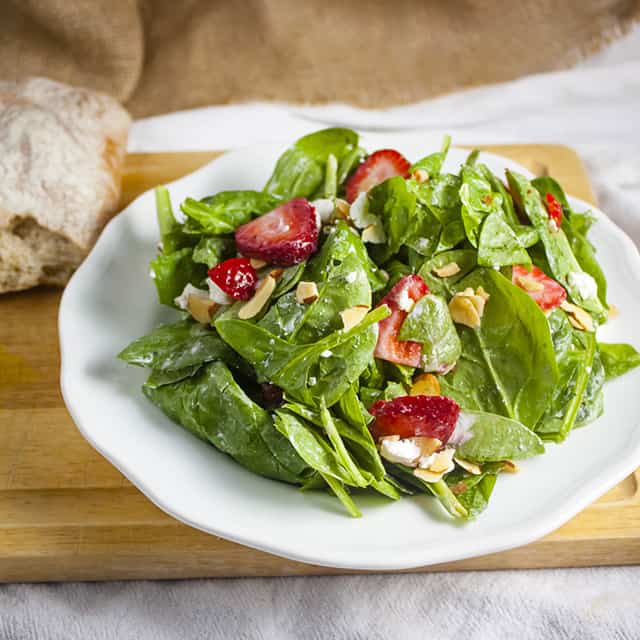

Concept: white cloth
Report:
left=3, top=25, right=640, bottom=640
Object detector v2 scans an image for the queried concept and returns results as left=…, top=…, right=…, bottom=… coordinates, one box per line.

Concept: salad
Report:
left=118, top=129, right=640, bottom=521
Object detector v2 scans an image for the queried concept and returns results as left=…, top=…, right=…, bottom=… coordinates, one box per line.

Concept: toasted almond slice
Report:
left=250, top=258, right=268, bottom=269
left=295, top=281, right=319, bottom=304
left=410, top=373, right=440, bottom=397
left=410, top=436, right=442, bottom=458
left=361, top=223, right=386, bottom=244
left=411, top=168, right=429, bottom=183
left=432, top=262, right=461, bottom=278
left=413, top=467, right=445, bottom=483
left=238, top=275, right=277, bottom=320
left=340, top=304, right=370, bottom=331
left=516, top=275, right=544, bottom=293
left=378, top=434, right=400, bottom=443
left=269, top=268, right=284, bottom=280
left=608, top=304, right=619, bottom=320
left=502, top=460, right=519, bottom=473
left=449, top=295, right=481, bottom=329
left=475, top=286, right=490, bottom=302
left=187, top=295, right=217, bottom=324
left=561, top=300, right=594, bottom=332
left=454, top=456, right=482, bottom=475
left=335, top=198, right=351, bottom=219
left=428, top=448, right=455, bottom=474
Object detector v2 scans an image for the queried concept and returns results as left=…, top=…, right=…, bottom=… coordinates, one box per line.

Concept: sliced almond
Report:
left=378, top=434, right=400, bottom=443
left=361, top=223, right=386, bottom=244
left=411, top=168, right=429, bottom=183
left=454, top=456, right=482, bottom=475
left=515, top=275, right=544, bottom=293
left=335, top=198, right=351, bottom=219
left=432, top=262, right=461, bottom=278
left=250, top=258, right=268, bottom=269
left=340, top=304, right=370, bottom=331
left=502, top=460, right=519, bottom=473
left=410, top=373, right=440, bottom=397
left=269, top=268, right=284, bottom=280
left=428, top=448, right=455, bottom=474
left=413, top=467, right=445, bottom=483
left=238, top=275, right=276, bottom=320
left=475, top=286, right=490, bottom=302
left=449, top=295, right=481, bottom=329
left=607, top=304, right=619, bottom=320
left=295, top=281, right=319, bottom=304
left=187, top=295, right=217, bottom=324
left=560, top=300, right=594, bottom=332
left=410, top=436, right=442, bottom=458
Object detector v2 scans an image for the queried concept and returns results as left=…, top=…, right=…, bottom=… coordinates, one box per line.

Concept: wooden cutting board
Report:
left=1, top=145, right=639, bottom=582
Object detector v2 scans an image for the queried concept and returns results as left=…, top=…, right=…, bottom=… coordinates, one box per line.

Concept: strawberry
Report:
left=208, top=257, right=258, bottom=301
left=512, top=264, right=567, bottom=311
left=544, top=192, right=563, bottom=229
left=374, top=275, right=429, bottom=367
left=235, top=198, right=319, bottom=266
left=344, top=149, right=411, bottom=203
left=370, top=395, right=460, bottom=442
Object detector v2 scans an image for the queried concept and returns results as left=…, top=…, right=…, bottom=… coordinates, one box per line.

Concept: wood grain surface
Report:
left=1, top=145, right=638, bottom=582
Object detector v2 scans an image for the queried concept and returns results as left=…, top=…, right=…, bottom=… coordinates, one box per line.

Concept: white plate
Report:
left=60, top=137, right=640, bottom=570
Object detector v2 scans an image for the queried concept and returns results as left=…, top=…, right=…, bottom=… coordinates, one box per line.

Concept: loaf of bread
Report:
left=0, top=77, right=131, bottom=293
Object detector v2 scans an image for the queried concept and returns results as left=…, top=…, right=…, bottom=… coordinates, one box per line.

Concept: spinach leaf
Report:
left=367, top=177, right=417, bottom=264
left=535, top=310, right=595, bottom=442
left=398, top=293, right=462, bottom=373
left=454, top=410, right=545, bottom=461
left=459, top=166, right=503, bottom=247
left=145, top=365, right=201, bottom=389
left=336, top=146, right=367, bottom=187
left=439, top=268, right=557, bottom=428
left=477, top=164, right=521, bottom=229
left=598, top=342, right=640, bottom=380
left=532, top=176, right=608, bottom=308
left=409, top=135, right=451, bottom=179
left=216, top=305, right=390, bottom=407
left=446, top=469, right=498, bottom=518
left=418, top=250, right=477, bottom=296
left=118, top=320, right=238, bottom=371
left=273, top=262, right=307, bottom=297
left=324, top=153, right=338, bottom=198
left=265, top=128, right=360, bottom=199
left=436, top=220, right=467, bottom=253
left=384, top=260, right=413, bottom=290
left=192, top=236, right=235, bottom=268
left=155, top=186, right=195, bottom=254
left=477, top=211, right=530, bottom=268
left=575, top=348, right=605, bottom=427
left=149, top=248, right=208, bottom=307
left=144, top=362, right=310, bottom=484
left=180, top=191, right=279, bottom=235
left=404, top=204, right=442, bottom=259
left=506, top=171, right=606, bottom=321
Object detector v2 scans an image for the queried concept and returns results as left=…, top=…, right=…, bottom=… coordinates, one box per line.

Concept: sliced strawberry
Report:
left=370, top=395, right=460, bottom=442
left=345, top=149, right=411, bottom=203
left=544, top=192, right=563, bottom=229
left=512, top=264, right=567, bottom=311
left=208, top=257, right=257, bottom=301
left=374, top=275, right=429, bottom=367
left=235, top=198, right=319, bottom=266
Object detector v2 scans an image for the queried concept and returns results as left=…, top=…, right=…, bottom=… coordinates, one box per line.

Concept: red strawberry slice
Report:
left=208, top=257, right=258, bottom=300
left=374, top=275, right=429, bottom=367
left=544, top=192, right=563, bottom=229
left=512, top=264, right=567, bottom=311
left=345, top=149, right=411, bottom=203
left=235, top=198, right=319, bottom=266
left=370, top=395, right=460, bottom=442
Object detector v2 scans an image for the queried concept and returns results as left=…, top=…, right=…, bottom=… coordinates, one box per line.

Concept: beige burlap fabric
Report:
left=1, top=0, right=639, bottom=117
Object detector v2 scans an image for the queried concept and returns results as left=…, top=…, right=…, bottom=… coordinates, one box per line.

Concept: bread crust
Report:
left=0, top=77, right=131, bottom=293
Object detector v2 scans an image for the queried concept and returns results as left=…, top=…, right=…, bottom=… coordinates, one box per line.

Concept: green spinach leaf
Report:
left=149, top=248, right=208, bottom=307
left=598, top=342, right=640, bottom=380
left=192, top=236, right=235, bottom=268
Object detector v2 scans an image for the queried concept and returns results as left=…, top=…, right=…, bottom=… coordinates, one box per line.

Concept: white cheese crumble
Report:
left=448, top=412, right=476, bottom=446
left=379, top=438, right=422, bottom=466
left=345, top=272, right=357, bottom=284
left=206, top=277, right=233, bottom=305
left=311, top=198, right=335, bottom=226
left=320, top=350, right=333, bottom=358
left=396, top=287, right=415, bottom=312
left=349, top=192, right=378, bottom=229
left=174, top=284, right=209, bottom=310
left=568, top=271, right=598, bottom=300
left=418, top=453, right=436, bottom=469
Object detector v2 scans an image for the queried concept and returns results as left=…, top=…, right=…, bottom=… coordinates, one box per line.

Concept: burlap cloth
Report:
left=1, top=0, right=639, bottom=118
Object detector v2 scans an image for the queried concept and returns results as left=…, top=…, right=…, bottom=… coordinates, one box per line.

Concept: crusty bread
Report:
left=0, top=77, right=131, bottom=293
